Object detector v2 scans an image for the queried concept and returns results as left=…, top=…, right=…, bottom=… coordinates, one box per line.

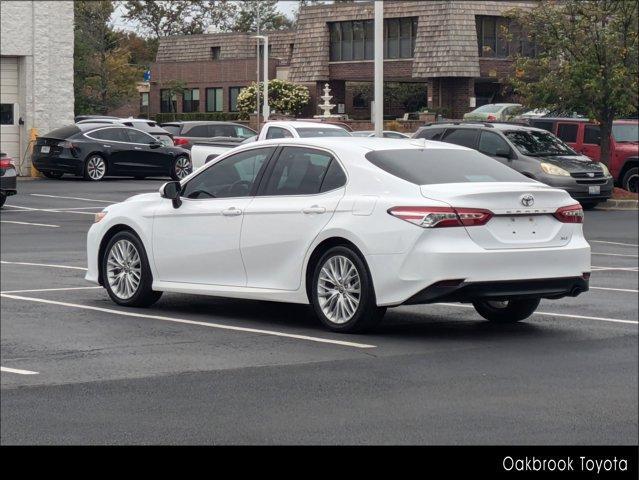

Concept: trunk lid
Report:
left=420, top=182, right=576, bottom=250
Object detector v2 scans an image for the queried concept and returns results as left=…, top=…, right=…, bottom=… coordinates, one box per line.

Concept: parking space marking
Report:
left=437, top=303, right=638, bottom=325
left=0, top=261, right=87, bottom=271
left=2, top=205, right=96, bottom=216
left=1, top=366, right=39, bottom=375
left=591, top=266, right=638, bottom=272
left=592, top=252, right=639, bottom=258
left=0, top=286, right=101, bottom=294
left=30, top=194, right=114, bottom=204
left=0, top=294, right=378, bottom=349
left=1, top=220, right=60, bottom=228
left=590, top=286, right=638, bottom=293
left=591, top=240, right=639, bottom=248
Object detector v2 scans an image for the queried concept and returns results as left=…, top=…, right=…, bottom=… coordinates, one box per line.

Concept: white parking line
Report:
left=591, top=266, right=638, bottom=272
left=0, top=261, right=87, bottom=271
left=0, top=286, right=102, bottom=294
left=1, top=366, right=39, bottom=375
left=0, top=294, right=377, bottom=349
left=591, top=240, right=639, bottom=248
left=1, top=220, right=60, bottom=228
left=590, top=286, right=639, bottom=293
left=30, top=193, right=114, bottom=204
left=592, top=252, right=639, bottom=258
left=437, top=303, right=638, bottom=325
left=3, top=205, right=96, bottom=216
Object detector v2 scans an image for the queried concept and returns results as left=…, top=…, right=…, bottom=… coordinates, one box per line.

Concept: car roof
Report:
left=161, top=121, right=243, bottom=126
left=418, top=122, right=548, bottom=134
left=266, top=121, right=347, bottom=130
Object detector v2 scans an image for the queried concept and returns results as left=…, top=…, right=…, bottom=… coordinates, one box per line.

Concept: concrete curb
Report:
left=595, top=199, right=638, bottom=211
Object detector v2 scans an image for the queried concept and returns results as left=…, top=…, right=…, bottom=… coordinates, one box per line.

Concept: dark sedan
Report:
left=32, top=123, right=192, bottom=181
left=160, top=121, right=256, bottom=150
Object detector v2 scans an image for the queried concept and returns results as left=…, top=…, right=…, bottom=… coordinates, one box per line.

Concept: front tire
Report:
left=171, top=156, right=192, bottom=180
left=472, top=298, right=540, bottom=323
left=311, top=246, right=386, bottom=333
left=622, top=166, right=638, bottom=193
left=101, top=231, right=162, bottom=307
left=0, top=192, right=5, bottom=208
left=84, top=154, right=107, bottom=181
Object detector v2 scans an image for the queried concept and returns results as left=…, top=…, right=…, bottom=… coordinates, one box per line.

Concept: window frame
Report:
left=182, top=88, right=200, bottom=113
left=205, top=87, right=224, bottom=112
left=210, top=46, right=221, bottom=60
left=160, top=89, right=177, bottom=113
left=556, top=123, right=579, bottom=143
left=229, top=86, right=243, bottom=112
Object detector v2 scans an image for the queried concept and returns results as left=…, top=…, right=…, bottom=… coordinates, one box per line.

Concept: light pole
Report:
left=256, top=6, right=260, bottom=131
left=253, top=35, right=270, bottom=123
left=374, top=0, right=384, bottom=137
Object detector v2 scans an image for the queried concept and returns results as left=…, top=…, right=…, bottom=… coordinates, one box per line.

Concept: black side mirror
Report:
left=150, top=140, right=162, bottom=149
left=495, top=148, right=513, bottom=160
left=161, top=181, right=182, bottom=208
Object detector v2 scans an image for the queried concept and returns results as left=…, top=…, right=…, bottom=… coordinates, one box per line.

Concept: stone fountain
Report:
left=314, top=83, right=344, bottom=119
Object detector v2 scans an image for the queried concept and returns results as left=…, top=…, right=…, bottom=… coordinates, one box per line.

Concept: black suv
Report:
left=412, top=122, right=614, bottom=208
left=160, top=121, right=256, bottom=149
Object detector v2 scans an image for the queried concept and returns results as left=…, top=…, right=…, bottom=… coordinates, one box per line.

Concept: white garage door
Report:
left=1, top=56, right=21, bottom=165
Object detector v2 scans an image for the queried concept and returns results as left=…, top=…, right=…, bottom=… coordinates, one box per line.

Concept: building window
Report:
left=0, top=104, right=14, bottom=125
left=183, top=88, right=200, bottom=113
left=258, top=44, right=272, bottom=58
left=329, top=17, right=417, bottom=62
left=140, top=92, right=149, bottom=116
left=211, top=46, right=221, bottom=60
left=476, top=16, right=536, bottom=58
left=229, top=87, right=243, bottom=112
left=160, top=89, right=177, bottom=113
left=206, top=87, right=223, bottom=112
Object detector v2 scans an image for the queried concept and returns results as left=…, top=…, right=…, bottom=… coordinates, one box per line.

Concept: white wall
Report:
left=0, top=1, right=74, bottom=174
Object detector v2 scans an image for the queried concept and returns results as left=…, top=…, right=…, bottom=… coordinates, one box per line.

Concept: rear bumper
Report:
left=405, top=276, right=589, bottom=304
left=1, top=173, right=17, bottom=194
left=32, top=154, right=83, bottom=175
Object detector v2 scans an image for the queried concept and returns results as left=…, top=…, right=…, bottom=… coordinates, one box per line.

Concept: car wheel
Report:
left=171, top=156, right=192, bottom=180
left=84, top=154, right=107, bottom=181
left=0, top=192, right=5, bottom=208
left=42, top=171, right=64, bottom=179
left=311, top=246, right=386, bottom=333
left=622, top=166, right=638, bottom=193
left=101, top=231, right=162, bottom=307
left=580, top=201, right=599, bottom=210
left=472, top=298, right=540, bottom=323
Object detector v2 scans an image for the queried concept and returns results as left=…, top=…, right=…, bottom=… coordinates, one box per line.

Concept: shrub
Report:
left=237, top=79, right=310, bottom=117
left=153, top=112, right=242, bottom=123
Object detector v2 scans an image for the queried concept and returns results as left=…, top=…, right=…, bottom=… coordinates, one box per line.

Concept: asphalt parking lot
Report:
left=1, top=177, right=637, bottom=445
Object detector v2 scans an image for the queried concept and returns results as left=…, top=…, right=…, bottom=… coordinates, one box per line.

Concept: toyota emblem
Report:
left=520, top=194, right=535, bottom=207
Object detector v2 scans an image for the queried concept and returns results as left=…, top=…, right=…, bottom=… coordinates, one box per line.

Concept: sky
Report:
left=111, top=1, right=300, bottom=33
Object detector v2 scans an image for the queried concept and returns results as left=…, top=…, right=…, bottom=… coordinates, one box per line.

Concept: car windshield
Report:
left=612, top=123, right=638, bottom=143
left=351, top=131, right=372, bottom=137
left=505, top=130, right=576, bottom=156
left=295, top=127, right=351, bottom=138
left=473, top=104, right=503, bottom=113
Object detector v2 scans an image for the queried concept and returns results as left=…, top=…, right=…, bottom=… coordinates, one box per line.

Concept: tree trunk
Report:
left=599, top=116, right=613, bottom=168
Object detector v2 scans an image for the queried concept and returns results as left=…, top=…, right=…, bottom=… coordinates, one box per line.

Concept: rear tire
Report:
left=42, top=171, right=64, bottom=179
left=472, top=298, right=540, bottom=323
left=621, top=166, right=638, bottom=193
left=101, top=231, right=162, bottom=307
left=311, top=246, right=386, bottom=333
left=84, top=154, right=107, bottom=181
left=0, top=192, right=5, bottom=208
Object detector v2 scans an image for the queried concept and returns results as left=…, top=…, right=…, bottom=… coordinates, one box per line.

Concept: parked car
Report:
left=463, top=103, right=524, bottom=122
left=159, top=121, right=257, bottom=150
left=0, top=152, right=17, bottom=207
left=351, top=130, right=410, bottom=139
left=86, top=137, right=590, bottom=333
left=74, top=115, right=119, bottom=123
left=190, top=121, right=352, bottom=170
left=413, top=122, right=613, bottom=208
left=77, top=118, right=175, bottom=146
left=32, top=123, right=192, bottom=181
left=530, top=118, right=639, bottom=193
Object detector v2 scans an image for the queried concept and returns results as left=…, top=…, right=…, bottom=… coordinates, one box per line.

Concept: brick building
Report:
left=149, top=0, right=536, bottom=120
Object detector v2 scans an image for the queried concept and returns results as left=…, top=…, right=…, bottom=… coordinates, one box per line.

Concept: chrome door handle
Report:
left=134, top=147, right=142, bottom=150
left=102, top=145, right=111, bottom=148
left=302, top=205, right=326, bottom=214
left=222, top=207, right=242, bottom=216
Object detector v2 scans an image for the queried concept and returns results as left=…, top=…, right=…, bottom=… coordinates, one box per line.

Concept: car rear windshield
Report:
left=296, top=127, right=351, bottom=138
left=612, top=123, right=638, bottom=143
left=161, top=125, right=181, bottom=135
left=43, top=125, right=81, bottom=139
left=472, top=104, right=503, bottom=113
left=365, top=148, right=531, bottom=185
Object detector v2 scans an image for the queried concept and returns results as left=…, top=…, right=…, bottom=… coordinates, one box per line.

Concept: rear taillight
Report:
left=388, top=206, right=493, bottom=228
left=57, top=141, right=77, bottom=149
left=554, top=204, right=584, bottom=224
left=486, top=114, right=497, bottom=121
left=173, top=137, right=189, bottom=147
left=0, top=158, right=15, bottom=169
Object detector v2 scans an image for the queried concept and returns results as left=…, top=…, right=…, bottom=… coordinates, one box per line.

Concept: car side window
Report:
left=263, top=147, right=333, bottom=196
left=531, top=121, right=554, bottom=133
left=186, top=125, right=210, bottom=137
left=235, top=126, right=255, bottom=138
left=442, top=128, right=478, bottom=148
left=125, top=129, right=155, bottom=144
left=320, top=158, right=347, bottom=192
left=416, top=128, right=445, bottom=140
left=211, top=125, right=235, bottom=137
left=265, top=127, right=293, bottom=139
left=584, top=125, right=601, bottom=145
left=89, top=128, right=130, bottom=142
left=557, top=123, right=578, bottom=143
left=478, top=131, right=511, bottom=156
left=182, top=147, right=274, bottom=199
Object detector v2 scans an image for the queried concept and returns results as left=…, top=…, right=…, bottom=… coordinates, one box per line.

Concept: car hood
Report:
left=123, top=192, right=160, bottom=203
left=531, top=154, right=603, bottom=172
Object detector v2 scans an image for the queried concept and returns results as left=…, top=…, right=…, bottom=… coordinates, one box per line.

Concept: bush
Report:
left=237, top=79, right=310, bottom=117
left=153, top=112, right=243, bottom=123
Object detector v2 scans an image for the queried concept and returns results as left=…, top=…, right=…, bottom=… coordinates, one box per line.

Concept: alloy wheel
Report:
left=175, top=156, right=192, bottom=179
left=106, top=239, right=142, bottom=300
left=86, top=155, right=106, bottom=180
left=626, top=172, right=638, bottom=193
left=317, top=255, right=361, bottom=324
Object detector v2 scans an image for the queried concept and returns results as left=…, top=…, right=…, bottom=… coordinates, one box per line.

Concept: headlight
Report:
left=540, top=162, right=570, bottom=176
left=599, top=163, right=611, bottom=176
left=94, top=211, right=107, bottom=223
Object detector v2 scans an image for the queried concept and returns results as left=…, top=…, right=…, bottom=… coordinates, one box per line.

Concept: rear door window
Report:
left=583, top=125, right=601, bottom=145
left=531, top=120, right=555, bottom=133
left=478, top=131, right=511, bottom=156
left=556, top=123, right=578, bottom=143
left=126, top=129, right=156, bottom=144
left=89, top=127, right=130, bottom=142
left=263, top=147, right=334, bottom=196
left=365, top=148, right=530, bottom=185
left=265, top=127, right=293, bottom=139
left=161, top=125, right=181, bottom=135
left=441, top=128, right=479, bottom=148
left=186, top=125, right=211, bottom=137
left=415, top=128, right=445, bottom=140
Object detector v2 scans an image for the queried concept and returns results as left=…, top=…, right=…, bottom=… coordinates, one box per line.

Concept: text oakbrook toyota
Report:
left=86, top=137, right=591, bottom=333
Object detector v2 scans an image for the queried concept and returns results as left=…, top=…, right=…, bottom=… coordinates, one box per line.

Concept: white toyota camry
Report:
left=86, top=137, right=591, bottom=333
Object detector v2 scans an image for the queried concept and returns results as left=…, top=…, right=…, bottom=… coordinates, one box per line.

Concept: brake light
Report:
left=554, top=204, right=584, bottom=223
left=388, top=206, right=493, bottom=228
left=173, top=137, right=189, bottom=146
left=0, top=158, right=15, bottom=169
left=57, top=141, right=77, bottom=149
left=486, top=114, right=497, bottom=121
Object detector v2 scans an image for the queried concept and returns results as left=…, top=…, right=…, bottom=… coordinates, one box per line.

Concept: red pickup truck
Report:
left=530, top=118, right=638, bottom=193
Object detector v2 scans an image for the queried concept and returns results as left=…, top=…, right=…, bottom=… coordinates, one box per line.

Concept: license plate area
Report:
left=589, top=185, right=600, bottom=195
left=488, top=215, right=556, bottom=242
left=40, top=146, right=50, bottom=154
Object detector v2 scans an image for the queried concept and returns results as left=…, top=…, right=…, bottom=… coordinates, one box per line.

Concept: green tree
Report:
left=237, top=80, right=310, bottom=118
left=231, top=0, right=292, bottom=32
left=509, top=0, right=638, bottom=166
left=74, top=0, right=142, bottom=115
